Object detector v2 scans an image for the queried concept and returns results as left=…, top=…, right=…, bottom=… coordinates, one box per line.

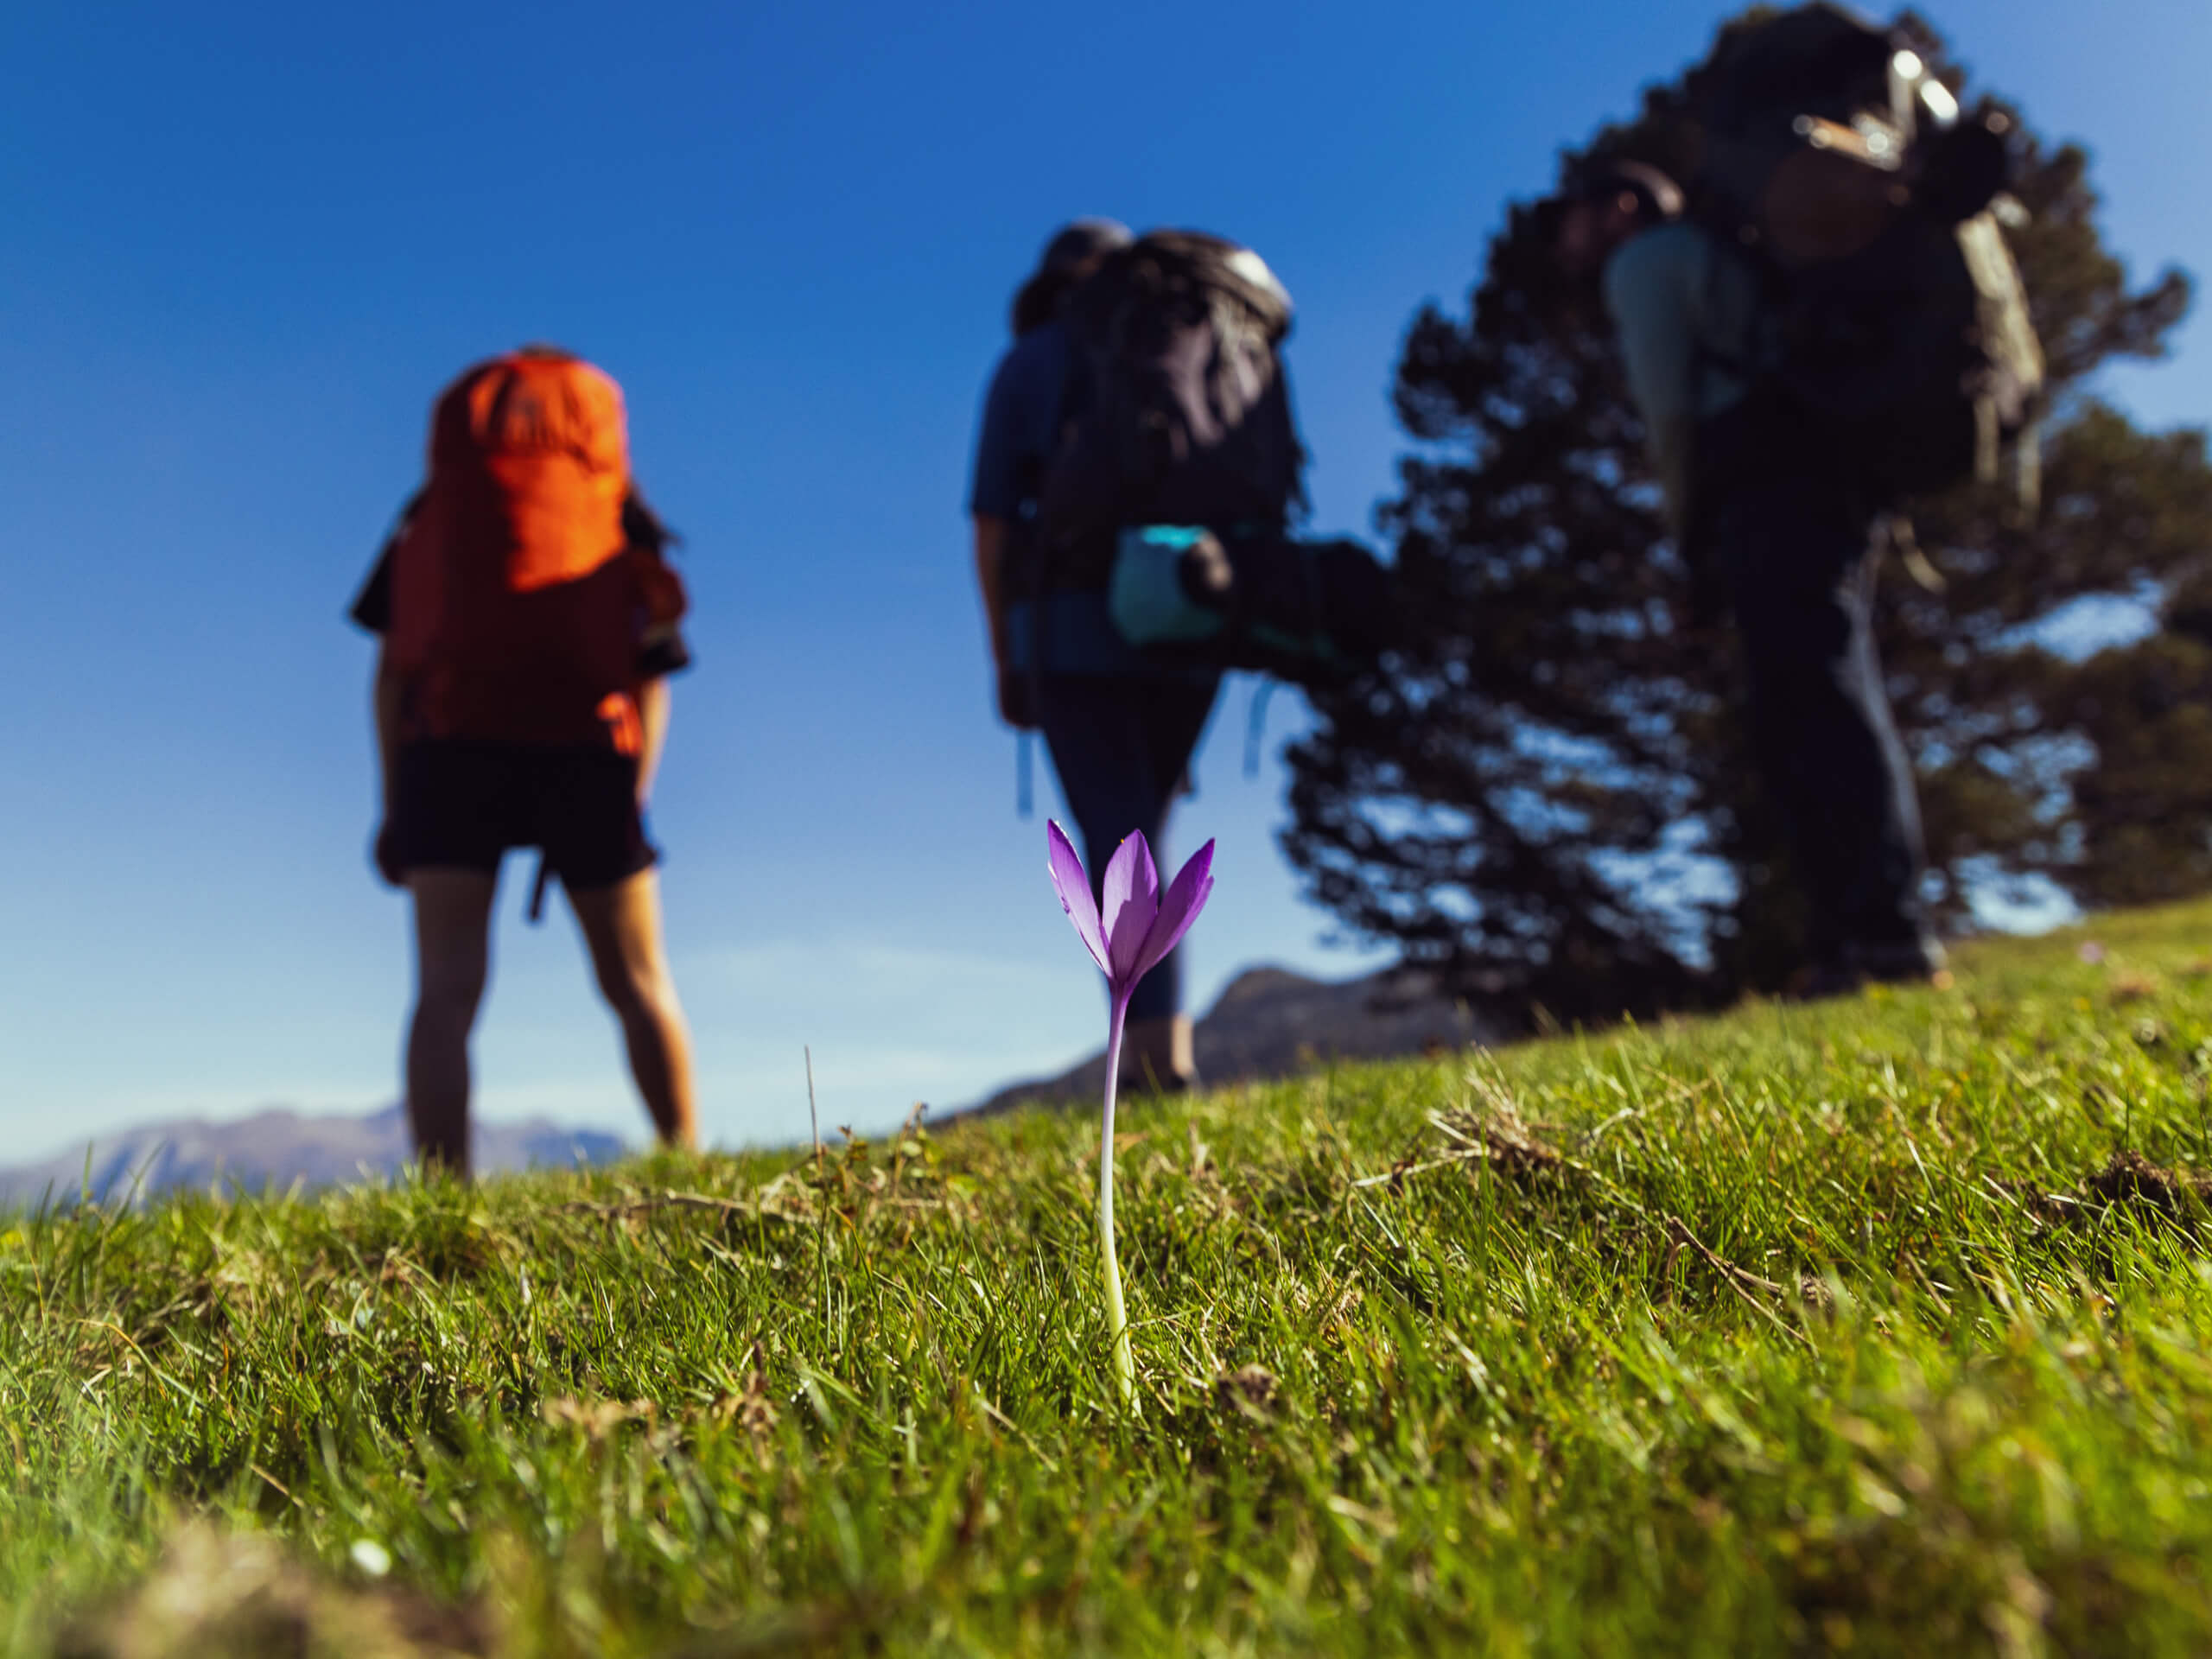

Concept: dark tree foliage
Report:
left=1283, top=9, right=2204, bottom=1017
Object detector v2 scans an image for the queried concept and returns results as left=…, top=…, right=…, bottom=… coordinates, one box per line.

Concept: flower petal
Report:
left=1132, top=839, right=1215, bottom=982
left=1046, top=821, right=1110, bottom=976
left=1101, top=831, right=1160, bottom=984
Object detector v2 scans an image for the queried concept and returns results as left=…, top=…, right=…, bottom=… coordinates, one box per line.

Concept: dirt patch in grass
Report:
left=54, top=1525, right=491, bottom=1659
left=2079, top=1150, right=2212, bottom=1215
left=1213, top=1364, right=1281, bottom=1421
left=2011, top=1151, right=2212, bottom=1233
left=1359, top=1077, right=1578, bottom=1193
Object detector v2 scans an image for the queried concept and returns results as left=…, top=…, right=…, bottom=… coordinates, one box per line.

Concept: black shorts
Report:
left=391, top=741, right=658, bottom=891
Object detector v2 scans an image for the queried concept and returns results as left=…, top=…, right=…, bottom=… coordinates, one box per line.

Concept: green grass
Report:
left=12, top=905, right=2212, bottom=1656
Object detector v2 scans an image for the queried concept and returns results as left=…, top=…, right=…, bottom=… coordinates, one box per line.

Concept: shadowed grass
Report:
left=10, top=904, right=2212, bottom=1654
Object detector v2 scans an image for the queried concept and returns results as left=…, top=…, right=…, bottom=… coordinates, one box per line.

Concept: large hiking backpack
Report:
left=1037, top=230, right=1306, bottom=568
left=1030, top=230, right=1394, bottom=681
left=1693, top=3, right=2045, bottom=515
left=390, top=349, right=680, bottom=749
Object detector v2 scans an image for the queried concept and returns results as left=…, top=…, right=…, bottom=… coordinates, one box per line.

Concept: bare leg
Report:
left=569, top=869, right=697, bottom=1148
left=405, top=868, right=499, bottom=1179
left=1122, top=1014, right=1198, bottom=1093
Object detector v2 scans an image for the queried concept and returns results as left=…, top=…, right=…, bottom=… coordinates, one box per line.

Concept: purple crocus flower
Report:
left=1046, top=821, right=1215, bottom=1407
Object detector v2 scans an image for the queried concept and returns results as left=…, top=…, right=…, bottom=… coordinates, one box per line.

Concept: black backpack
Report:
left=1694, top=3, right=2045, bottom=515
left=1037, top=230, right=1306, bottom=575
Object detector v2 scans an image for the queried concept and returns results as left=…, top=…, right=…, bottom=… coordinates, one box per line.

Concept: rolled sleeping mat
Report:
left=1108, top=525, right=1395, bottom=682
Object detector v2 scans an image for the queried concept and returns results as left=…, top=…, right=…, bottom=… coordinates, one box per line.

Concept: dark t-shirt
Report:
left=968, top=319, right=1074, bottom=521
left=968, top=318, right=1203, bottom=677
left=349, top=491, right=691, bottom=680
left=347, top=539, right=398, bottom=632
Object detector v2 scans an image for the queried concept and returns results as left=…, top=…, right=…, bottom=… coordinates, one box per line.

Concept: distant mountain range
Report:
left=967, top=963, right=1503, bottom=1116
left=0, top=1104, right=625, bottom=1210
left=0, top=963, right=1496, bottom=1205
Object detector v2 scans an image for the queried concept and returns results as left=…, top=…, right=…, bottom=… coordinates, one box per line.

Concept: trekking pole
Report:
left=526, top=852, right=553, bottom=925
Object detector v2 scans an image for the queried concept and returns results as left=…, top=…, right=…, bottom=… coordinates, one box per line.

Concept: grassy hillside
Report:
left=11, top=904, right=2212, bottom=1656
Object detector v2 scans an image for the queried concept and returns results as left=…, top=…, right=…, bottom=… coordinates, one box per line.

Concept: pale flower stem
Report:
left=1098, top=992, right=1135, bottom=1409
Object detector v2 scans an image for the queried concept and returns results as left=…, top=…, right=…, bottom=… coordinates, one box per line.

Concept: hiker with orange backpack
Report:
left=351, top=346, right=698, bottom=1175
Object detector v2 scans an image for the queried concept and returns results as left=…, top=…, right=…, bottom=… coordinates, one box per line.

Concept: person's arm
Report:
left=973, top=513, right=1012, bottom=665
left=369, top=642, right=408, bottom=884
left=1603, top=231, right=1701, bottom=535
left=635, top=675, right=671, bottom=808
left=373, top=643, right=404, bottom=808
left=351, top=522, right=409, bottom=817
left=972, top=514, right=1035, bottom=726
left=969, top=343, right=1043, bottom=728
left=353, top=501, right=420, bottom=886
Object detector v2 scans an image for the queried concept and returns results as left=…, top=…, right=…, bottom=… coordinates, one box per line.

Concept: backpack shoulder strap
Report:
left=621, top=490, right=689, bottom=626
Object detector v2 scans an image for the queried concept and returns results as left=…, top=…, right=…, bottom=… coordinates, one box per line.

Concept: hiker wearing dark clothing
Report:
left=970, top=219, right=1219, bottom=1090
left=352, top=346, right=699, bottom=1175
left=1572, top=178, right=1936, bottom=988
left=1553, top=10, right=2042, bottom=995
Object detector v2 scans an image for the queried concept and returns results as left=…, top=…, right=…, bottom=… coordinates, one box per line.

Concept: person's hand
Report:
left=995, top=659, right=1039, bottom=731
left=372, top=821, right=405, bottom=888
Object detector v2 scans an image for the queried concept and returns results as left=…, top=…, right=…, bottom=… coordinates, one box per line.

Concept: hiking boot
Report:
left=1789, top=957, right=1866, bottom=1003
left=1789, top=938, right=1949, bottom=1003
left=1851, top=937, right=1948, bottom=987
left=1121, top=1014, right=1198, bottom=1095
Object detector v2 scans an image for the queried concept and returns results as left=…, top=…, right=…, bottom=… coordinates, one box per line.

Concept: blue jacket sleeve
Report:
left=969, top=346, right=1034, bottom=520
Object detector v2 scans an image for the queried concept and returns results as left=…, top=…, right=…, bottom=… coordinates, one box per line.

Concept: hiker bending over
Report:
left=1551, top=10, right=2040, bottom=995
left=352, top=346, right=698, bottom=1174
left=969, top=219, right=1221, bottom=1092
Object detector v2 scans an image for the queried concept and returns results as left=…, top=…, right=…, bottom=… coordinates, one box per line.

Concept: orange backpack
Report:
left=389, top=349, right=678, bottom=751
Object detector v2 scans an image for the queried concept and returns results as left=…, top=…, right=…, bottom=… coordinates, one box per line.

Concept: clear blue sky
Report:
left=3, top=0, right=2206, bottom=1157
